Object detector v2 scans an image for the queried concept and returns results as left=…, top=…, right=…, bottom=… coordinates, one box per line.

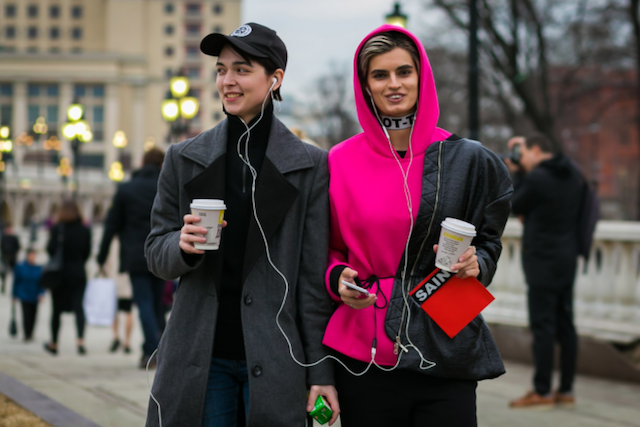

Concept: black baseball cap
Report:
left=200, top=23, right=287, bottom=71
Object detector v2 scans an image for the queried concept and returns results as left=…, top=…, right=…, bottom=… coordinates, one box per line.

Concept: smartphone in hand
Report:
left=341, top=280, right=370, bottom=296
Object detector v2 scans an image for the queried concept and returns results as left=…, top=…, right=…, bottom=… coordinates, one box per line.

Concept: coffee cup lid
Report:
left=441, top=218, right=476, bottom=237
left=190, top=199, right=226, bottom=210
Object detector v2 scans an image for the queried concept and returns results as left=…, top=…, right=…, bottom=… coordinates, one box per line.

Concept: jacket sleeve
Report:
left=324, top=157, right=353, bottom=302
left=11, top=265, right=21, bottom=298
left=476, top=191, right=512, bottom=287
left=46, top=226, right=57, bottom=257
left=511, top=170, right=541, bottom=216
left=296, top=150, right=335, bottom=387
left=83, top=226, right=92, bottom=263
left=145, top=145, right=205, bottom=280
left=97, top=186, right=125, bottom=265
left=474, top=149, right=513, bottom=287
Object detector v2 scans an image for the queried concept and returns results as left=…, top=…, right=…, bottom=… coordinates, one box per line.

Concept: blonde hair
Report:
left=358, top=31, right=421, bottom=88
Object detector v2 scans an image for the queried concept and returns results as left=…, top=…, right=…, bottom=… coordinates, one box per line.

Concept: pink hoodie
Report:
left=322, top=25, right=452, bottom=365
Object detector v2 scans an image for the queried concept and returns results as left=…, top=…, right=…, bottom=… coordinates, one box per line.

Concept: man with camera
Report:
left=505, top=134, right=583, bottom=410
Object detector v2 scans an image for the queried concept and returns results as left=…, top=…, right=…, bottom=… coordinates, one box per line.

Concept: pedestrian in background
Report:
left=1, top=225, right=21, bottom=294
left=43, top=199, right=92, bottom=356
left=110, top=272, right=134, bottom=354
left=97, top=148, right=166, bottom=369
left=506, top=134, right=582, bottom=409
left=12, top=248, right=44, bottom=342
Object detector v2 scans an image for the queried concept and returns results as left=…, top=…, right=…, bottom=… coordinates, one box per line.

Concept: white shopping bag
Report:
left=83, top=277, right=117, bottom=326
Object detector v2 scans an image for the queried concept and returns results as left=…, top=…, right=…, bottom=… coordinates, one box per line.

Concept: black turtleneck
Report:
left=213, top=102, right=273, bottom=360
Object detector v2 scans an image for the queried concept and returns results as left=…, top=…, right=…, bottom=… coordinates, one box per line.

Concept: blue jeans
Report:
left=203, top=358, right=250, bottom=427
left=129, top=272, right=165, bottom=356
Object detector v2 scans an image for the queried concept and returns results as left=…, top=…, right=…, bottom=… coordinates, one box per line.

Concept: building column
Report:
left=12, top=82, right=27, bottom=167
left=131, top=84, right=145, bottom=168
left=104, top=83, right=119, bottom=172
left=58, top=82, right=73, bottom=161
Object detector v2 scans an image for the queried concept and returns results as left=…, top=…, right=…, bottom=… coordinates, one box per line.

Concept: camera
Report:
left=504, top=143, right=522, bottom=165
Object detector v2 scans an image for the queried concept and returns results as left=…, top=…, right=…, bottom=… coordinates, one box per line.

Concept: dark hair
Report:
left=228, top=44, right=283, bottom=101
left=56, top=199, right=82, bottom=224
left=143, top=147, right=165, bottom=168
left=525, top=133, right=556, bottom=154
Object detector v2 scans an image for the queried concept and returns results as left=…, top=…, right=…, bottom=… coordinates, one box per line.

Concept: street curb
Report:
left=0, top=370, right=103, bottom=427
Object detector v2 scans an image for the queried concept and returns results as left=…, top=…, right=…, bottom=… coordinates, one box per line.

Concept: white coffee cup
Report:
left=435, top=218, right=477, bottom=272
left=190, top=199, right=226, bottom=250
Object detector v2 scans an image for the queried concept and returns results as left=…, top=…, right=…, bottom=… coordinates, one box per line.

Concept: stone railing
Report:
left=13, top=219, right=640, bottom=344
left=485, top=219, right=640, bottom=343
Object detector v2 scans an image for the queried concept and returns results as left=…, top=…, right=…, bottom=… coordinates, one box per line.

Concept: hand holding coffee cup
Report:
left=433, top=244, right=479, bottom=279
left=180, top=215, right=227, bottom=254
left=434, top=218, right=479, bottom=278
left=180, top=199, right=227, bottom=254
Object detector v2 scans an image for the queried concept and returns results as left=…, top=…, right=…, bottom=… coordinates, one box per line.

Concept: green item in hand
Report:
left=309, top=395, right=333, bottom=425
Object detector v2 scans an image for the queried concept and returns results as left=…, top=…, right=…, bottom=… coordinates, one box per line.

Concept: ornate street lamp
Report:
left=108, top=161, right=125, bottom=182
left=109, top=130, right=128, bottom=182
left=385, top=2, right=408, bottom=28
left=31, top=116, right=49, bottom=176
left=62, top=99, right=92, bottom=196
left=56, top=156, right=73, bottom=189
left=112, top=130, right=127, bottom=149
left=162, top=72, right=200, bottom=143
left=468, top=0, right=479, bottom=140
left=0, top=126, right=12, bottom=225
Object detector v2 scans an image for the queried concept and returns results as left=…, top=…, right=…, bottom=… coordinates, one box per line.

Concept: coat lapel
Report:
left=176, top=117, right=317, bottom=285
left=242, top=118, right=315, bottom=281
left=180, top=122, right=228, bottom=296
left=182, top=121, right=228, bottom=201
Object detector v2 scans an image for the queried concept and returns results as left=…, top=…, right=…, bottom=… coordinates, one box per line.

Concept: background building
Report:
left=0, top=0, right=240, bottom=226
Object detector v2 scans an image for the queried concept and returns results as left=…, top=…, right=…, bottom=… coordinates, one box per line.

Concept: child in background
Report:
left=12, top=248, right=44, bottom=342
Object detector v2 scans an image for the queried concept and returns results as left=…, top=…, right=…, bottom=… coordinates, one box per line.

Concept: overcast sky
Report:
left=241, top=0, right=431, bottom=100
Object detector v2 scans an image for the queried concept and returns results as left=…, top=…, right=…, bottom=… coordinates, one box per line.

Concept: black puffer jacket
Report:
left=385, top=135, right=513, bottom=380
left=97, top=165, right=161, bottom=273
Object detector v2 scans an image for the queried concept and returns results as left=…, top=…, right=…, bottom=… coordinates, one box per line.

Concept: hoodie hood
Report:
left=353, top=25, right=451, bottom=157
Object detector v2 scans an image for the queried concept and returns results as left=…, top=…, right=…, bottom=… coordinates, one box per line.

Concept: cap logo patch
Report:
left=231, top=25, right=252, bottom=37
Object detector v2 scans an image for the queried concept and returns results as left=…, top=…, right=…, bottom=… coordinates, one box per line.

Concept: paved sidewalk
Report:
left=2, top=289, right=640, bottom=426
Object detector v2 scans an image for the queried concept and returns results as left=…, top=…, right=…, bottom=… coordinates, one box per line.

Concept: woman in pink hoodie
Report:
left=323, top=26, right=513, bottom=426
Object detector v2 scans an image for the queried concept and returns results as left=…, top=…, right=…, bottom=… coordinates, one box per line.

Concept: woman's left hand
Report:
left=433, top=244, right=479, bottom=279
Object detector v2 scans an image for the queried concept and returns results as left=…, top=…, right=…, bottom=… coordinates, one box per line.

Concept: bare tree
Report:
left=426, top=0, right=636, bottom=151
left=302, top=63, right=360, bottom=148
left=422, top=0, right=640, bottom=218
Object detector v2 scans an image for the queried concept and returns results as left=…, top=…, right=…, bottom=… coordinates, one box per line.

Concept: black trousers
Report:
left=528, top=284, right=578, bottom=395
left=335, top=360, right=477, bottom=427
left=20, top=301, right=38, bottom=339
left=51, top=287, right=86, bottom=343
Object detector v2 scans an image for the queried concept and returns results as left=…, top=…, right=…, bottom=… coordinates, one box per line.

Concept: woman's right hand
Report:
left=338, top=267, right=377, bottom=310
left=179, top=214, right=227, bottom=255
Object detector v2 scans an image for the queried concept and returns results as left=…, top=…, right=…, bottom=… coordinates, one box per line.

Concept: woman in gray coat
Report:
left=144, top=23, right=338, bottom=427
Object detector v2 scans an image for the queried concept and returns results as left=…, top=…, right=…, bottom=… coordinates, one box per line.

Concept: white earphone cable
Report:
left=367, top=90, right=436, bottom=371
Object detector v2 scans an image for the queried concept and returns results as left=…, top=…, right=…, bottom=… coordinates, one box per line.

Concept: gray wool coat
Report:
left=144, top=117, right=335, bottom=427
